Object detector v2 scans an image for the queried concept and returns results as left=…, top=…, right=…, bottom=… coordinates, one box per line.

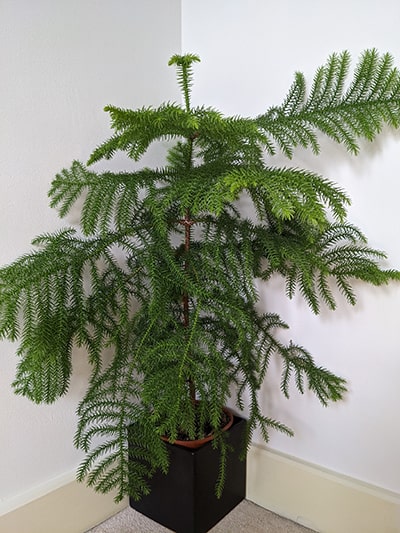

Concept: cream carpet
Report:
left=87, top=500, right=316, bottom=532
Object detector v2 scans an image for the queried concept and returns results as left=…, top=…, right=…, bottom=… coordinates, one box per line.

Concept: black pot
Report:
left=129, top=415, right=247, bottom=533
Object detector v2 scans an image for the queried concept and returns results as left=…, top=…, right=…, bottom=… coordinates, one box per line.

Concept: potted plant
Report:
left=1, top=50, right=400, bottom=532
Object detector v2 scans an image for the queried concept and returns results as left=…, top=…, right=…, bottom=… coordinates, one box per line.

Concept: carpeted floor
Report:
left=86, top=500, right=316, bottom=532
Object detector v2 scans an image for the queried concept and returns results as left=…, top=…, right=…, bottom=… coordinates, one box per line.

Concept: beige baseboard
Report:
left=247, top=444, right=400, bottom=533
left=0, top=472, right=127, bottom=533
left=1, top=446, right=399, bottom=533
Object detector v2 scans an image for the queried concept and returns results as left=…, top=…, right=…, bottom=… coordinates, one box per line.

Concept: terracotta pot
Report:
left=161, top=406, right=234, bottom=449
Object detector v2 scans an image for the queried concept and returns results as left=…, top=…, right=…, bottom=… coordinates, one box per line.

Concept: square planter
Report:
left=129, top=415, right=247, bottom=533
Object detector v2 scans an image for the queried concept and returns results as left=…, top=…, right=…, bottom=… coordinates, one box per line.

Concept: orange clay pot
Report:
left=161, top=407, right=234, bottom=449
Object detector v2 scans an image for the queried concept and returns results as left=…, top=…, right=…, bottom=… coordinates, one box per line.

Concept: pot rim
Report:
left=161, top=406, right=234, bottom=449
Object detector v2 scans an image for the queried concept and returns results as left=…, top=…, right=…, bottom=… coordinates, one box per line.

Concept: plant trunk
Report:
left=182, top=208, right=196, bottom=406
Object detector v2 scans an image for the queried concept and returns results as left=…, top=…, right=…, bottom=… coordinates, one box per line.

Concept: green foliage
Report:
left=168, top=53, right=200, bottom=111
left=1, top=50, right=400, bottom=501
left=257, top=49, right=400, bottom=157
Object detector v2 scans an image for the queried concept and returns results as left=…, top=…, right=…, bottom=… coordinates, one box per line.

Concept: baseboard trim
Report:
left=1, top=445, right=399, bottom=533
left=0, top=471, right=127, bottom=533
left=247, top=444, right=400, bottom=533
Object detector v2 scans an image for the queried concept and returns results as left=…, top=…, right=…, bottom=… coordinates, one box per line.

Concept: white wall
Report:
left=182, top=0, right=400, bottom=494
left=0, top=0, right=181, bottom=508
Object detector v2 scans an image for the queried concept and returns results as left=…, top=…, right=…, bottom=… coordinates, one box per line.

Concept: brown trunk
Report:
left=181, top=209, right=196, bottom=406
